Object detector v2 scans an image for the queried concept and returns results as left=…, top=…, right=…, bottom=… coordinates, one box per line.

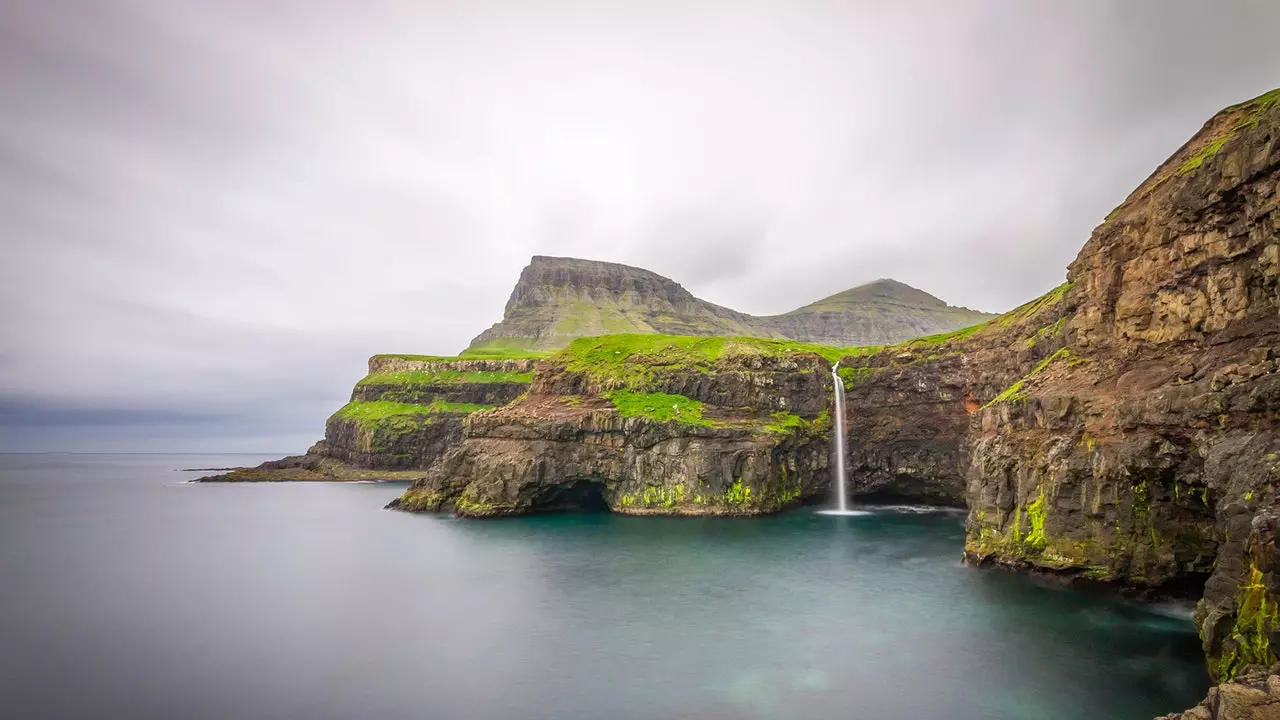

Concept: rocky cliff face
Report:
left=467, top=256, right=994, bottom=353
left=201, top=355, right=536, bottom=481
left=961, top=89, right=1280, bottom=685
left=389, top=336, right=837, bottom=516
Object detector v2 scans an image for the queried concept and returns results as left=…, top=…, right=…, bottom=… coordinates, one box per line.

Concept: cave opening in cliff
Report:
left=542, top=479, right=610, bottom=513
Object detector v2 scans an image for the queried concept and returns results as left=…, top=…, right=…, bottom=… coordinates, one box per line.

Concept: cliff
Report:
left=466, top=256, right=994, bottom=353
left=200, top=354, right=539, bottom=481
left=388, top=335, right=841, bottom=516
left=961, top=88, right=1280, bottom=684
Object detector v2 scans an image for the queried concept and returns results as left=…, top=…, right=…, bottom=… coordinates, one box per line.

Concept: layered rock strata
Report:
left=200, top=355, right=536, bottom=481
left=960, top=90, right=1280, bottom=684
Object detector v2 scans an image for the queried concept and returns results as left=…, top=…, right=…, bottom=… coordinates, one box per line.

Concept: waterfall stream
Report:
left=831, top=362, right=848, bottom=512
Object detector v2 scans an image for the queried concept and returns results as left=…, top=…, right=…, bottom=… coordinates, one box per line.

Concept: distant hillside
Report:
left=756, top=278, right=998, bottom=346
left=466, top=256, right=996, bottom=352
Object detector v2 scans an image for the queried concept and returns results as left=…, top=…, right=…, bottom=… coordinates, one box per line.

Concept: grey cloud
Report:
left=2, top=0, right=1279, bottom=451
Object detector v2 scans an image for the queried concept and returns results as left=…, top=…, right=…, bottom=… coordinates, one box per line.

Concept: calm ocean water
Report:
left=0, top=454, right=1208, bottom=719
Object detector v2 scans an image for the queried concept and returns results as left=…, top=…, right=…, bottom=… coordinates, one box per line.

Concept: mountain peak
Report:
left=785, top=278, right=960, bottom=314
left=466, top=257, right=996, bottom=352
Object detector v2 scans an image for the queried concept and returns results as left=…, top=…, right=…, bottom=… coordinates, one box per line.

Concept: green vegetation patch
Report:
left=984, top=347, right=1075, bottom=407
left=1218, top=561, right=1280, bottom=682
left=1177, top=134, right=1232, bottom=176
left=606, top=390, right=713, bottom=426
left=1178, top=88, right=1279, bottom=177
left=357, top=369, right=534, bottom=387
left=995, top=281, right=1073, bottom=330
left=605, top=390, right=825, bottom=438
left=558, top=333, right=878, bottom=389
left=902, top=320, right=992, bottom=347
left=333, top=399, right=495, bottom=424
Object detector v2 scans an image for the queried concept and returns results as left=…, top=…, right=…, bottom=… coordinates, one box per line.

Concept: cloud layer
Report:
left=3, top=0, right=1279, bottom=451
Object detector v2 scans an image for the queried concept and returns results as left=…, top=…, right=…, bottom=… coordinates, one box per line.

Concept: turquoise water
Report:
left=0, top=454, right=1208, bottom=719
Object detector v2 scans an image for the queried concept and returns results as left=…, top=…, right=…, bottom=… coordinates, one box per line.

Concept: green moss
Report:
left=761, top=411, right=799, bottom=433
left=838, top=365, right=878, bottom=386
left=617, top=485, right=688, bottom=509
left=984, top=348, right=1074, bottom=407
left=1176, top=89, right=1280, bottom=178
left=1218, top=562, right=1279, bottom=682
left=357, top=369, right=534, bottom=386
left=606, top=390, right=714, bottom=426
left=1177, top=135, right=1232, bottom=176
left=398, top=488, right=444, bottom=511
left=724, top=478, right=752, bottom=505
left=1026, top=490, right=1047, bottom=551
left=994, top=282, right=1073, bottom=330
left=1228, top=87, right=1280, bottom=129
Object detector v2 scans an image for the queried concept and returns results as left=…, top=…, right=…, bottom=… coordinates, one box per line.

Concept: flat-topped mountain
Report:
left=466, top=256, right=995, bottom=352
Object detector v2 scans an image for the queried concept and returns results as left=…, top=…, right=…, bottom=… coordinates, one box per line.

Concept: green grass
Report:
left=902, top=320, right=992, bottom=347
left=357, top=370, right=533, bottom=387
left=994, top=281, right=1073, bottom=329
left=458, top=343, right=555, bottom=359
left=604, top=390, right=824, bottom=437
left=1177, top=135, right=1231, bottom=176
left=1176, top=88, right=1279, bottom=177
left=607, top=390, right=714, bottom=426
left=332, top=399, right=496, bottom=423
left=984, top=348, right=1074, bottom=407
left=557, top=334, right=878, bottom=388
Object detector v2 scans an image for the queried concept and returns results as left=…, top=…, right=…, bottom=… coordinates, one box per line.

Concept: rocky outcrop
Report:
left=466, top=256, right=994, bottom=353
left=1156, top=664, right=1280, bottom=720
left=1196, top=506, right=1280, bottom=686
left=201, top=355, right=536, bottom=481
left=390, top=337, right=836, bottom=516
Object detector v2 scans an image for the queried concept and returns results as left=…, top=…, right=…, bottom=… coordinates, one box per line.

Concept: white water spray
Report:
left=830, top=362, right=848, bottom=512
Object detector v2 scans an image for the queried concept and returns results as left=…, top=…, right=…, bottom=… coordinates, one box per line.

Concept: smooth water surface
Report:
left=1, top=454, right=1208, bottom=719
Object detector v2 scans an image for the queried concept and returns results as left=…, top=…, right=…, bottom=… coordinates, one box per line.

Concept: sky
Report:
left=3, top=0, right=1279, bottom=453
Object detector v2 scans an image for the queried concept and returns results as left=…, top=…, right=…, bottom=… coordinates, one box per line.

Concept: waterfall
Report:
left=831, top=362, right=848, bottom=512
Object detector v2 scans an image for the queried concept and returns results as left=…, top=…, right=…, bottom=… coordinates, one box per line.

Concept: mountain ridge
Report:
left=466, top=256, right=996, bottom=352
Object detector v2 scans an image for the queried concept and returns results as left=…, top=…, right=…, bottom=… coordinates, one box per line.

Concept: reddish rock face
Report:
left=961, top=89, right=1280, bottom=685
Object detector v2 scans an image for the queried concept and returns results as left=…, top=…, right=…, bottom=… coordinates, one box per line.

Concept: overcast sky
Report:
left=3, top=1, right=1278, bottom=452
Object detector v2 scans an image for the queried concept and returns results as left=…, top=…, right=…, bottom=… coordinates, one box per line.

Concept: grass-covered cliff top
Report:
left=357, top=369, right=534, bottom=386
left=558, top=333, right=880, bottom=371
left=333, top=399, right=496, bottom=424
left=606, top=389, right=827, bottom=437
